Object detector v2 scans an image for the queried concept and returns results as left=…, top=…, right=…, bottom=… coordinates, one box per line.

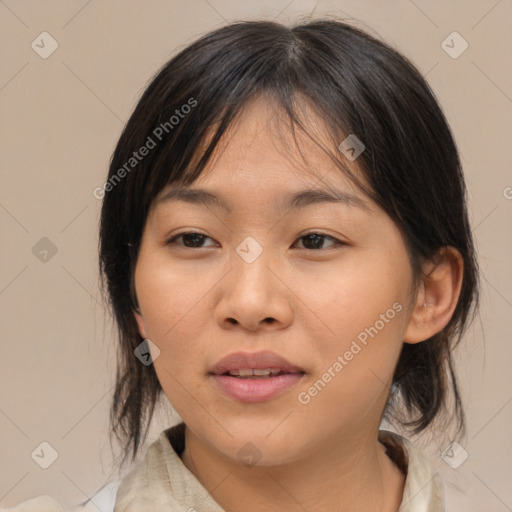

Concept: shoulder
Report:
left=70, top=479, right=122, bottom=511
left=0, top=496, right=65, bottom=512
left=379, top=429, right=444, bottom=511
left=444, top=481, right=482, bottom=512
left=378, top=430, right=485, bottom=512
left=0, top=480, right=122, bottom=512
left=1, top=426, right=179, bottom=512
left=70, top=427, right=179, bottom=511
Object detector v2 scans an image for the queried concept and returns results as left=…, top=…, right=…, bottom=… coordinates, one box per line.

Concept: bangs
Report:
left=150, top=89, right=374, bottom=206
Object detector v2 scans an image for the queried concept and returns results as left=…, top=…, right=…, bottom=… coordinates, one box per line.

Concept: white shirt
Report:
left=1, top=424, right=474, bottom=511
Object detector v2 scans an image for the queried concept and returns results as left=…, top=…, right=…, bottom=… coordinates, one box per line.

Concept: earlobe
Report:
left=134, top=310, right=148, bottom=339
left=403, top=247, right=464, bottom=344
left=131, top=272, right=147, bottom=338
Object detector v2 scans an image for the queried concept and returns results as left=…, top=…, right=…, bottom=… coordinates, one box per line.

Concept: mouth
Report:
left=219, top=368, right=303, bottom=379
left=210, top=350, right=305, bottom=376
left=209, top=351, right=306, bottom=402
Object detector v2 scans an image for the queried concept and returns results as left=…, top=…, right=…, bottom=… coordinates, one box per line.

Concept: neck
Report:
left=181, top=426, right=405, bottom=512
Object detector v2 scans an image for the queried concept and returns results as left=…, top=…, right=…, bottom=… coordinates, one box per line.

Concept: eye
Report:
left=166, top=231, right=216, bottom=248
left=166, top=231, right=345, bottom=251
left=293, top=232, right=346, bottom=250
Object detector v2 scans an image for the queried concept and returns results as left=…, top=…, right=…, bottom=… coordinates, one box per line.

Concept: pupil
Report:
left=303, top=234, right=323, bottom=250
left=183, top=233, right=204, bottom=247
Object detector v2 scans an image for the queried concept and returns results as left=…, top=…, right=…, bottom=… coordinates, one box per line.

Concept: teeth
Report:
left=253, top=369, right=272, bottom=376
left=227, top=368, right=283, bottom=377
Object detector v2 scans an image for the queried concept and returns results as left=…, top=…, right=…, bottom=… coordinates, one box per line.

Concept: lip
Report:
left=209, top=351, right=305, bottom=403
left=211, top=373, right=305, bottom=402
left=210, top=350, right=304, bottom=375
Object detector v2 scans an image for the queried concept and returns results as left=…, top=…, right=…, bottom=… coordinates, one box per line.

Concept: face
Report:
left=133, top=96, right=418, bottom=465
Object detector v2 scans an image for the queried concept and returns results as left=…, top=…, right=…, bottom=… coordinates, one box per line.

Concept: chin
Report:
left=204, top=419, right=307, bottom=467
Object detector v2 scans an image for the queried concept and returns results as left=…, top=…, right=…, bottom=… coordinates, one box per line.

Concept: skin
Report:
left=133, top=95, right=464, bottom=512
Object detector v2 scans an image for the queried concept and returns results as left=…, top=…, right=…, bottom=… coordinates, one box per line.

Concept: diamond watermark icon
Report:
left=31, top=441, right=59, bottom=469
left=237, top=442, right=262, bottom=467
left=338, top=134, right=365, bottom=161
left=134, top=338, right=161, bottom=365
left=32, top=237, right=58, bottom=263
left=441, top=441, right=468, bottom=469
left=441, top=32, right=468, bottom=59
left=236, top=236, right=263, bottom=264
left=31, top=32, right=59, bottom=59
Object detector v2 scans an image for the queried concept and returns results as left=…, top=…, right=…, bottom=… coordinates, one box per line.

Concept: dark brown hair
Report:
left=98, top=17, right=480, bottom=473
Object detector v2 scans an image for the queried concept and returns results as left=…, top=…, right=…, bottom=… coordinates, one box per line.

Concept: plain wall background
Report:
left=1, top=0, right=511, bottom=509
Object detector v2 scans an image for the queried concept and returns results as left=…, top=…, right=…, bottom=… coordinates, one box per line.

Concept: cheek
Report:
left=296, top=286, right=405, bottom=426
left=293, top=253, right=408, bottom=413
left=299, top=251, right=409, bottom=349
left=134, top=258, right=216, bottom=390
left=135, top=261, right=210, bottom=410
left=135, top=252, right=207, bottom=338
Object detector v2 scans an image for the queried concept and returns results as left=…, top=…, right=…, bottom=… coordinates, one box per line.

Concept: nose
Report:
left=215, top=248, right=294, bottom=332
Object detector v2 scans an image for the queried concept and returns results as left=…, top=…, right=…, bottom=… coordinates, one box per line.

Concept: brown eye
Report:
left=294, top=233, right=345, bottom=250
left=166, top=232, right=216, bottom=248
left=165, top=231, right=346, bottom=251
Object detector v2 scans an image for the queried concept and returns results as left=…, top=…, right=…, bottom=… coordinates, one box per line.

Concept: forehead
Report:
left=198, top=95, right=346, bottom=178
left=155, top=95, right=374, bottom=215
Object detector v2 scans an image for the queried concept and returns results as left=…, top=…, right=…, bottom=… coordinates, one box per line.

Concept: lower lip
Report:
left=211, top=373, right=305, bottom=403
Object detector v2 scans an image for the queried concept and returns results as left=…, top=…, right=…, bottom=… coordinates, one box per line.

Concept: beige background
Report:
left=1, top=0, right=511, bottom=509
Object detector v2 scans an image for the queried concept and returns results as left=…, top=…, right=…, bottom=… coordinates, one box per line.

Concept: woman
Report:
left=4, top=17, right=479, bottom=512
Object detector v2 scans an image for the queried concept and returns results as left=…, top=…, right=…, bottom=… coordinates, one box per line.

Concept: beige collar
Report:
left=114, top=423, right=445, bottom=512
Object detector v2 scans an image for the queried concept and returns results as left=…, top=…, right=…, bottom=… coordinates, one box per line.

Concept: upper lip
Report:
left=210, top=350, right=305, bottom=375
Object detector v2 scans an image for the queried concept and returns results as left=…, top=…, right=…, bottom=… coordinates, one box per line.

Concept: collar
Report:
left=114, top=423, right=445, bottom=511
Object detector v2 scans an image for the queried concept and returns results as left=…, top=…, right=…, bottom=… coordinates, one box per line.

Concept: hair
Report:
left=98, top=17, right=480, bottom=472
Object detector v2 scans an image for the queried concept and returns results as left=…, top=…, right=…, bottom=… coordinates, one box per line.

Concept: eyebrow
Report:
left=156, top=186, right=372, bottom=214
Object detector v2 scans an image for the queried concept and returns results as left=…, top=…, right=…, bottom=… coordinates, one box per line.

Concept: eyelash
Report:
left=165, top=231, right=346, bottom=251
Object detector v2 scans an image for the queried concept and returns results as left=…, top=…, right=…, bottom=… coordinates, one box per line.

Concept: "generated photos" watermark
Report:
left=298, top=301, right=403, bottom=405
left=93, top=97, right=197, bottom=199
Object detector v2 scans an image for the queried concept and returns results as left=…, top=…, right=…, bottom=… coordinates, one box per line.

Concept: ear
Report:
left=403, top=246, right=464, bottom=344
left=130, top=272, right=148, bottom=339
left=134, top=309, right=148, bottom=340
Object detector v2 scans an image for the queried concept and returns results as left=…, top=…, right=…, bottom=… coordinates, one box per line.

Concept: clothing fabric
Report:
left=112, top=424, right=445, bottom=512
left=2, top=423, right=464, bottom=511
